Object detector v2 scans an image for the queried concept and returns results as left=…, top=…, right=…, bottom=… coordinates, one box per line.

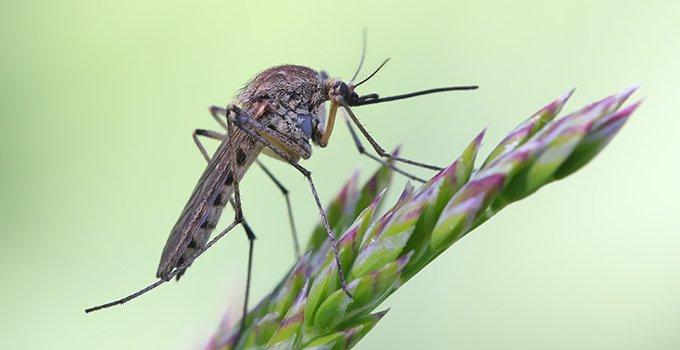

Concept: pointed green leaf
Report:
left=267, top=281, right=310, bottom=347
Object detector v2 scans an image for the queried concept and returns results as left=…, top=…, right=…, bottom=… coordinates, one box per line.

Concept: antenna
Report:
left=350, top=29, right=368, bottom=82
left=354, top=58, right=390, bottom=87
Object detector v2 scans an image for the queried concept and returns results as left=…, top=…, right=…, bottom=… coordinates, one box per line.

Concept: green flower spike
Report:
left=206, top=87, right=640, bottom=350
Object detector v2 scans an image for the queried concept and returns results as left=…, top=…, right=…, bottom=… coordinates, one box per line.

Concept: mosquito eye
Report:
left=299, top=114, right=313, bottom=140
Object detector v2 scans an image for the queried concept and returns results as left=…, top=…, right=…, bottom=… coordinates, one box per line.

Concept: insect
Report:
left=85, top=38, right=477, bottom=336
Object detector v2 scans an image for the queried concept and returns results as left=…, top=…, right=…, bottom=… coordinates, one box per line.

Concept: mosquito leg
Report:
left=215, top=109, right=256, bottom=340
left=342, top=115, right=426, bottom=183
left=194, top=120, right=299, bottom=337
left=84, top=218, right=241, bottom=313
left=86, top=124, right=241, bottom=312
left=255, top=160, right=300, bottom=258
left=195, top=113, right=296, bottom=328
left=214, top=104, right=353, bottom=299
left=192, top=128, right=226, bottom=162
left=210, top=107, right=229, bottom=131
left=226, top=198, right=256, bottom=340
left=195, top=118, right=300, bottom=259
left=242, top=221, right=255, bottom=334
left=86, top=112, right=249, bottom=311
left=341, top=104, right=444, bottom=171
left=193, top=127, right=258, bottom=333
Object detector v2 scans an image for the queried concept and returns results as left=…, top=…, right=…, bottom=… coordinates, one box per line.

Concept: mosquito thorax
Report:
left=234, top=65, right=333, bottom=150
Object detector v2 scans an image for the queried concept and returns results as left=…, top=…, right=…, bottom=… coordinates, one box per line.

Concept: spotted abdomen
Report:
left=174, top=182, right=231, bottom=279
left=156, top=132, right=263, bottom=281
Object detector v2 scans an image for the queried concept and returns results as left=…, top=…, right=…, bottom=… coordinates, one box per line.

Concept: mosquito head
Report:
left=327, top=79, right=359, bottom=105
left=330, top=58, right=390, bottom=105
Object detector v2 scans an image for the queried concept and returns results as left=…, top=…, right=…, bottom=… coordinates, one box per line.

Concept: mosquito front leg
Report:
left=341, top=104, right=444, bottom=171
left=217, top=104, right=353, bottom=298
left=341, top=115, right=426, bottom=183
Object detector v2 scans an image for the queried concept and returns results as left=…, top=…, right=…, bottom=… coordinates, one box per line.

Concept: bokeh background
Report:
left=2, top=1, right=679, bottom=349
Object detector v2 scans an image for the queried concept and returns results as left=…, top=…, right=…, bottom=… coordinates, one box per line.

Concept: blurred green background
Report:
left=2, top=1, right=679, bottom=349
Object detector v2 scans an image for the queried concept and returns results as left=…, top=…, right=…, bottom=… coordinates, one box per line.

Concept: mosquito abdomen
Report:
left=174, top=190, right=228, bottom=279
left=157, top=134, right=264, bottom=280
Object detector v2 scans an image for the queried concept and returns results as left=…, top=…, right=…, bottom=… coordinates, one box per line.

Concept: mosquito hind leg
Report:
left=85, top=124, right=239, bottom=313
left=84, top=217, right=242, bottom=313
left=255, top=159, right=300, bottom=258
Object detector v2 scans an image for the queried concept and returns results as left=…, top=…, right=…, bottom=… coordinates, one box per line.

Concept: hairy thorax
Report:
left=237, top=64, right=327, bottom=110
left=235, top=65, right=330, bottom=159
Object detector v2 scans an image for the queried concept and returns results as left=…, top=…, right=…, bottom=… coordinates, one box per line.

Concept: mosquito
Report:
left=85, top=39, right=477, bottom=335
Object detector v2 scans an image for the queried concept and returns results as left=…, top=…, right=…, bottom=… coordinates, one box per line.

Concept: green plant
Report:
left=206, top=87, right=641, bottom=349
